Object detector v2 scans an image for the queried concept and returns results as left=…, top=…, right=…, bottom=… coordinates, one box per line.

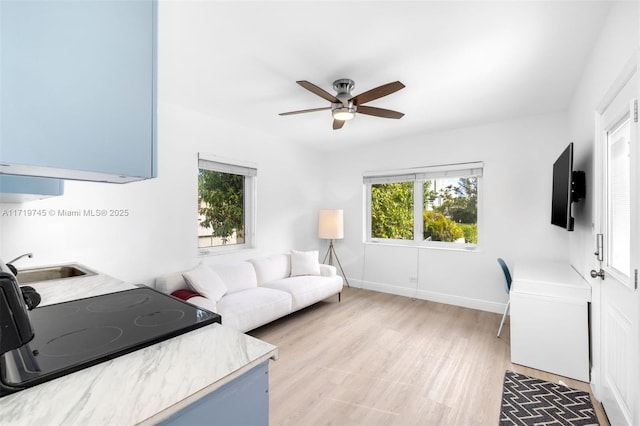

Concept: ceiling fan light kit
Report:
left=332, top=106, right=356, bottom=121
left=280, top=78, right=405, bottom=130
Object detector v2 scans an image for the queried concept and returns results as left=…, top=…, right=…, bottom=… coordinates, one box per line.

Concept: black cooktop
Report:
left=0, top=287, right=220, bottom=396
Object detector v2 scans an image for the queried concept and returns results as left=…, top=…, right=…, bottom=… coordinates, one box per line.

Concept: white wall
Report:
left=567, top=1, right=639, bottom=281
left=0, top=109, right=571, bottom=314
left=0, top=101, right=325, bottom=283
left=321, top=112, right=570, bottom=313
left=2, top=2, right=633, bottom=318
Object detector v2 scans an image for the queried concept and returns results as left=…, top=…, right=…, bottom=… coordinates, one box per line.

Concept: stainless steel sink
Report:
left=16, top=264, right=97, bottom=284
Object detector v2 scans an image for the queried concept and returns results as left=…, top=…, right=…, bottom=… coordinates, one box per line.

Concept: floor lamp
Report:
left=318, top=209, right=349, bottom=287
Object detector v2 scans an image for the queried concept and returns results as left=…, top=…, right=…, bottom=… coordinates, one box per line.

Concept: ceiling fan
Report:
left=279, top=79, right=405, bottom=130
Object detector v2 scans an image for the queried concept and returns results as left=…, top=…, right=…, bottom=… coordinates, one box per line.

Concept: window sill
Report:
left=198, top=244, right=255, bottom=257
left=365, top=240, right=481, bottom=253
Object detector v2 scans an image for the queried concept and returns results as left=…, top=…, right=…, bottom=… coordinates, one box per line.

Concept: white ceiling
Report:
left=159, top=1, right=611, bottom=150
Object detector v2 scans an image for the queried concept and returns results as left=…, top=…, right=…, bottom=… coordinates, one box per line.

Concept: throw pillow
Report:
left=290, top=250, right=321, bottom=277
left=182, top=263, right=227, bottom=302
left=171, top=289, right=202, bottom=301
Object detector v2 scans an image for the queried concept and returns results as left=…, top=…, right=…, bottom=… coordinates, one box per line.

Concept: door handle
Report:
left=590, top=269, right=605, bottom=280
left=594, top=234, right=604, bottom=261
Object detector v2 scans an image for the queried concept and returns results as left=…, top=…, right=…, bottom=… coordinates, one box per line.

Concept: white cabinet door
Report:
left=0, top=0, right=156, bottom=183
left=510, top=261, right=591, bottom=382
left=157, top=362, right=269, bottom=426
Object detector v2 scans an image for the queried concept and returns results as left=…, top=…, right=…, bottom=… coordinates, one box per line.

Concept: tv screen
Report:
left=551, top=143, right=585, bottom=231
left=551, top=143, right=573, bottom=230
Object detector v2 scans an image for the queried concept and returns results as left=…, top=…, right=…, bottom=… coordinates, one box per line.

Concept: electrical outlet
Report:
left=409, top=276, right=417, bottom=282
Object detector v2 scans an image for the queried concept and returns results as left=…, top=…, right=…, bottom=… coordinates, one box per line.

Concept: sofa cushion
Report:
left=171, top=289, right=202, bottom=301
left=290, top=250, right=321, bottom=277
left=250, top=254, right=290, bottom=284
left=262, top=275, right=343, bottom=311
left=216, top=288, right=292, bottom=332
left=210, top=261, right=257, bottom=294
left=182, top=263, right=227, bottom=302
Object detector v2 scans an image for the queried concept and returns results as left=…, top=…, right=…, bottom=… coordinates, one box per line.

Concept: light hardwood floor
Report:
left=249, top=287, right=609, bottom=426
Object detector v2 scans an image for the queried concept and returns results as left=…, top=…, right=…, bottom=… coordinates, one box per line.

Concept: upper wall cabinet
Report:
left=0, top=0, right=157, bottom=183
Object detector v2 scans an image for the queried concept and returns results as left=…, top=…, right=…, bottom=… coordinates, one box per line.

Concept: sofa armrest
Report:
left=319, top=264, right=337, bottom=277
left=155, top=271, right=189, bottom=294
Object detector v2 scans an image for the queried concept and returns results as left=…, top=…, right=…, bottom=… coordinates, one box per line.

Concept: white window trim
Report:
left=364, top=162, right=483, bottom=250
left=197, top=154, right=257, bottom=256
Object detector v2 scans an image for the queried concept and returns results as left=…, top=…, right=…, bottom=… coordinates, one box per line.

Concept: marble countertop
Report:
left=1, top=268, right=278, bottom=425
left=22, top=264, right=137, bottom=306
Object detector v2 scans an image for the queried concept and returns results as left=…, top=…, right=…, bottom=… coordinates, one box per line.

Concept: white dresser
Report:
left=510, top=261, right=592, bottom=382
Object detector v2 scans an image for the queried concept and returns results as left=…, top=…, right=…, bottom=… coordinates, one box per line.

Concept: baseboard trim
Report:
left=348, top=279, right=506, bottom=314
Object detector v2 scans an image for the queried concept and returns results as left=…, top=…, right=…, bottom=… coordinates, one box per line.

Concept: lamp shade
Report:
left=318, top=209, right=344, bottom=239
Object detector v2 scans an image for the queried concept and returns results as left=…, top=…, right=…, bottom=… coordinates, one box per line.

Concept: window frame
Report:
left=364, top=162, right=483, bottom=250
left=197, top=153, right=257, bottom=255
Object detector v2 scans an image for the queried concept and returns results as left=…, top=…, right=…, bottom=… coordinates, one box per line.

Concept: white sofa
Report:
left=155, top=253, right=343, bottom=332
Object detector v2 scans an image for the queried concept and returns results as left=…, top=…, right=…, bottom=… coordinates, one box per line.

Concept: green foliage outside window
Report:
left=458, top=223, right=477, bottom=244
left=198, top=169, right=245, bottom=245
left=423, top=211, right=464, bottom=242
left=429, top=177, right=478, bottom=243
left=431, top=178, right=477, bottom=224
left=371, top=177, right=478, bottom=244
left=371, top=182, right=414, bottom=240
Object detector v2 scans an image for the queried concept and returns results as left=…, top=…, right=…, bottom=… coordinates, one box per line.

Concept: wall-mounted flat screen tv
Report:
left=551, top=143, right=585, bottom=231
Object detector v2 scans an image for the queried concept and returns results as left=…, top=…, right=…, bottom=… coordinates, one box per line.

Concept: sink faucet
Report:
left=7, top=253, right=33, bottom=264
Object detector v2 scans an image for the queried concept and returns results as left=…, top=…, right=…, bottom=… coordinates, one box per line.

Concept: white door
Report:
left=593, top=55, right=640, bottom=426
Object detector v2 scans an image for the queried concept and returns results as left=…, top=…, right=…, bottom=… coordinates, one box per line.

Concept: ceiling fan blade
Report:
left=333, top=119, right=345, bottom=130
left=350, top=81, right=405, bottom=105
left=357, top=105, right=404, bottom=119
left=279, top=106, right=331, bottom=116
left=297, top=80, right=340, bottom=103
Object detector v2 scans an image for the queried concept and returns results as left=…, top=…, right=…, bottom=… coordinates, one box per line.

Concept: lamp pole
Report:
left=323, top=239, right=350, bottom=287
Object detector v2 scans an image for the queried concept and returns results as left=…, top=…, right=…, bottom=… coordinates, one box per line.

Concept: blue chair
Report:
left=497, top=258, right=512, bottom=338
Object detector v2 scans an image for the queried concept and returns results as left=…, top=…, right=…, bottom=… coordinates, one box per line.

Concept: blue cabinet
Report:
left=158, top=362, right=270, bottom=426
left=0, top=0, right=156, bottom=183
left=0, top=175, right=64, bottom=203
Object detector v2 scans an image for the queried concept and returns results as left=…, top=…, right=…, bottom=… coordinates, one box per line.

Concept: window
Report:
left=606, top=117, right=630, bottom=277
left=198, top=154, right=256, bottom=252
left=365, top=162, right=482, bottom=248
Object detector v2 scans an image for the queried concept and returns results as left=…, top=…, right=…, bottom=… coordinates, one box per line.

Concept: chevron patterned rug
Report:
left=499, top=370, right=599, bottom=426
